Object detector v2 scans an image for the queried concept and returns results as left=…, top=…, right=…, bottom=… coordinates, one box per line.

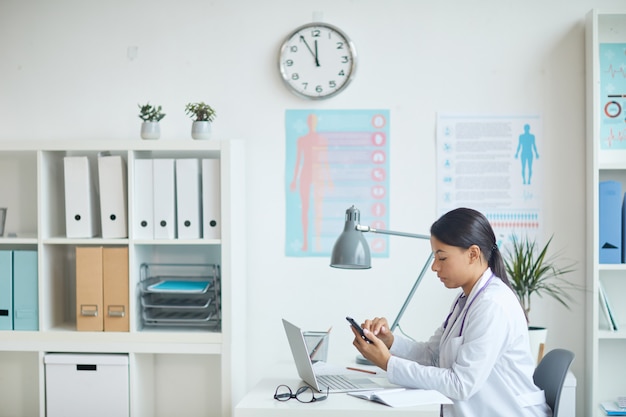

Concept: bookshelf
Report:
left=0, top=139, right=246, bottom=417
left=585, top=9, right=626, bottom=417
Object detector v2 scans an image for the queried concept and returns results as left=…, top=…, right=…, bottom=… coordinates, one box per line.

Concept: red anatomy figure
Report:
left=290, top=113, right=333, bottom=251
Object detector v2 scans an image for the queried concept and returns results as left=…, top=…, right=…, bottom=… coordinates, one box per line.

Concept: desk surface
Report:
left=234, top=376, right=441, bottom=417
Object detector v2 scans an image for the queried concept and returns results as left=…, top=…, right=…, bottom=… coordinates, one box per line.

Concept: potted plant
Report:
left=503, top=234, right=577, bottom=364
left=138, top=103, right=166, bottom=140
left=185, top=102, right=216, bottom=140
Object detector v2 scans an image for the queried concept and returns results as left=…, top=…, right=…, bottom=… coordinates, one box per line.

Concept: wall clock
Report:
left=278, top=22, right=357, bottom=100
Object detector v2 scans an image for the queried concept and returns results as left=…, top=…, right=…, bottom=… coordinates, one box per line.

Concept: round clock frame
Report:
left=278, top=22, right=357, bottom=100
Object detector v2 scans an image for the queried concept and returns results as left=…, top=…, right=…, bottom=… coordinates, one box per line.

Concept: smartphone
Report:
left=346, top=316, right=372, bottom=343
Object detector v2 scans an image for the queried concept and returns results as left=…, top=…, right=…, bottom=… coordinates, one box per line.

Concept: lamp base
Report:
left=355, top=354, right=374, bottom=366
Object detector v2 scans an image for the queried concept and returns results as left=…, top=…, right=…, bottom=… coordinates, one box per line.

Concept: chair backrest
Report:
left=533, top=348, right=575, bottom=417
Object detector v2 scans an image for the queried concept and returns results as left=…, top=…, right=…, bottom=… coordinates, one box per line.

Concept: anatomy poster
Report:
left=285, top=109, right=390, bottom=258
left=436, top=114, right=543, bottom=247
left=599, top=43, right=626, bottom=149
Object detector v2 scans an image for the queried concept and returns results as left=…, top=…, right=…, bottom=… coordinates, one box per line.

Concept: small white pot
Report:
left=140, top=121, right=160, bottom=140
left=191, top=121, right=212, bottom=140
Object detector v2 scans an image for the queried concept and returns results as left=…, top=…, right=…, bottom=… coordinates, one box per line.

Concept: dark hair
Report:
left=430, top=207, right=514, bottom=292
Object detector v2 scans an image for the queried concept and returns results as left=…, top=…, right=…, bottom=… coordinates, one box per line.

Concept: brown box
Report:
left=75, top=246, right=103, bottom=331
left=76, top=246, right=129, bottom=332
left=103, top=247, right=129, bottom=332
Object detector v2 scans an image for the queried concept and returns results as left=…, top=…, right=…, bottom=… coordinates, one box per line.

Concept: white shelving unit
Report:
left=585, top=10, right=626, bottom=417
left=0, top=139, right=246, bottom=417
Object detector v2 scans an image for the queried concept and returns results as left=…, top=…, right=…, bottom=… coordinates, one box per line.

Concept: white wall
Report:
left=1, top=1, right=621, bottom=415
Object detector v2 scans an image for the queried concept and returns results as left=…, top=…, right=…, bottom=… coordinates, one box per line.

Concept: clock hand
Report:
left=299, top=36, right=320, bottom=66
left=314, top=39, right=320, bottom=67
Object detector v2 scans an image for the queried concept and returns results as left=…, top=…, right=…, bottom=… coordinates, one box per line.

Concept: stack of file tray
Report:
left=139, top=263, right=221, bottom=331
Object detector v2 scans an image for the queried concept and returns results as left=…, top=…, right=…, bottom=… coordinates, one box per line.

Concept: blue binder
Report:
left=13, top=250, right=38, bottom=331
left=599, top=181, right=623, bottom=264
left=0, top=251, right=13, bottom=330
left=623, top=192, right=626, bottom=263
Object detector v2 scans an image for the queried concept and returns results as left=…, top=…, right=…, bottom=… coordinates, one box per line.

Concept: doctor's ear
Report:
left=467, top=245, right=482, bottom=263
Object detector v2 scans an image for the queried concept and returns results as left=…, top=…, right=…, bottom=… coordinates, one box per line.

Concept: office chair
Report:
left=533, top=348, right=575, bottom=417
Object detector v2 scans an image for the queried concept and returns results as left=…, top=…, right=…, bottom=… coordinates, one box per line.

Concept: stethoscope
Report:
left=442, top=273, right=495, bottom=337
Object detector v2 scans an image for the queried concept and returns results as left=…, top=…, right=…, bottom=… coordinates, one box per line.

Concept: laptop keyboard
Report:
left=316, top=374, right=360, bottom=391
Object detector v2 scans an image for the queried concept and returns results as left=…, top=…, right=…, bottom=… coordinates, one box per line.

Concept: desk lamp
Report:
left=330, top=205, right=434, bottom=333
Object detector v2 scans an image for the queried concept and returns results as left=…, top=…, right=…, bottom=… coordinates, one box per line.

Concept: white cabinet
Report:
left=0, top=139, right=246, bottom=417
left=45, top=353, right=130, bottom=417
left=585, top=10, right=626, bottom=417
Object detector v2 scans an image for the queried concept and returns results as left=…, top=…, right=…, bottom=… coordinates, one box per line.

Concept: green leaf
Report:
left=503, top=234, right=578, bottom=317
left=138, top=102, right=166, bottom=122
left=185, top=102, right=216, bottom=122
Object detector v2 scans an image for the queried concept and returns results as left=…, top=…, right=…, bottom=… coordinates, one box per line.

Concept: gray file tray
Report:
left=140, top=276, right=215, bottom=297
left=140, top=263, right=219, bottom=293
left=141, top=293, right=213, bottom=310
left=139, top=263, right=221, bottom=330
left=142, top=308, right=219, bottom=328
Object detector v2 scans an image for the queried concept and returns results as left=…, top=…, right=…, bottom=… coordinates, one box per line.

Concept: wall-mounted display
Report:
left=285, top=109, right=389, bottom=257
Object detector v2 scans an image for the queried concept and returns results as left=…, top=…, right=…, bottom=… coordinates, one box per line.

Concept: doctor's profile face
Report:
left=430, top=237, right=476, bottom=290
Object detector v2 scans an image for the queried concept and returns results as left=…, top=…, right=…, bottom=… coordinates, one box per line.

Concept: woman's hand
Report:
left=350, top=317, right=393, bottom=370
left=362, top=317, right=394, bottom=349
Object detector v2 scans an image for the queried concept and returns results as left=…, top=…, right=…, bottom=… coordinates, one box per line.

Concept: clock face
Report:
left=279, top=22, right=357, bottom=100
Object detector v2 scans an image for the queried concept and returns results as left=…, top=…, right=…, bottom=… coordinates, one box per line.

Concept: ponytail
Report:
left=490, top=244, right=528, bottom=323
left=488, top=245, right=513, bottom=291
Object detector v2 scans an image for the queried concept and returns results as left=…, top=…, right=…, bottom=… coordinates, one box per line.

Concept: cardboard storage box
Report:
left=45, top=353, right=129, bottom=417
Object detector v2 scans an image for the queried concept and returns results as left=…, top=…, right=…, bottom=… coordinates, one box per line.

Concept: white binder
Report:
left=64, top=156, right=99, bottom=238
left=133, top=159, right=154, bottom=240
left=202, top=158, right=221, bottom=239
left=97, top=155, right=128, bottom=238
left=175, top=159, right=201, bottom=239
left=152, top=159, right=176, bottom=239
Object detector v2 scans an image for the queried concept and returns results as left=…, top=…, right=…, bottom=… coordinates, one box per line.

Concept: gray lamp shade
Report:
left=330, top=206, right=371, bottom=269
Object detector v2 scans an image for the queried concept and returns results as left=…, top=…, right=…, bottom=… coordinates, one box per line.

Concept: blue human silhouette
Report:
left=514, top=124, right=539, bottom=185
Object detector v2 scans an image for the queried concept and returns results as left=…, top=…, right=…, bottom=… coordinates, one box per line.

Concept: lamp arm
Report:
left=356, top=224, right=430, bottom=241
left=355, top=223, right=433, bottom=333
left=390, top=252, right=434, bottom=332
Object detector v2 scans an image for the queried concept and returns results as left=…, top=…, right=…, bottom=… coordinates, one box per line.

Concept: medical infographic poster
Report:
left=436, top=114, right=543, bottom=247
left=285, top=109, right=390, bottom=258
left=599, top=43, right=626, bottom=150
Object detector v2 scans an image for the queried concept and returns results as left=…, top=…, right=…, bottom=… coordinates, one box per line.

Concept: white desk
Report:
left=234, top=376, right=441, bottom=417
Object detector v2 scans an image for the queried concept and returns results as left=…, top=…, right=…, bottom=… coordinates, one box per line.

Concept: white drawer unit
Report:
left=45, top=353, right=129, bottom=417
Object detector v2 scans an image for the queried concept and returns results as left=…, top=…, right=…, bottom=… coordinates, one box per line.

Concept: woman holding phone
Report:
left=350, top=207, right=550, bottom=417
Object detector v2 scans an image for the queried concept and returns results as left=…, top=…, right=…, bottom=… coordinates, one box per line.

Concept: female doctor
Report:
left=351, top=208, right=551, bottom=417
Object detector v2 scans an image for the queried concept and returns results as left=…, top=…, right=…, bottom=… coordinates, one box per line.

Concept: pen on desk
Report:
left=346, top=367, right=377, bottom=375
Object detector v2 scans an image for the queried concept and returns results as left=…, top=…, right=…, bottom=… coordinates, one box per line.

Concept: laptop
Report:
left=282, top=318, right=397, bottom=393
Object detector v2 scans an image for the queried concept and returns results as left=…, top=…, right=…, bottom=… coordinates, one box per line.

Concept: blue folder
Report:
left=599, top=181, right=622, bottom=264
left=147, top=280, right=210, bottom=293
left=13, top=250, right=38, bottom=331
left=601, top=402, right=626, bottom=416
left=623, top=192, right=626, bottom=263
left=0, top=251, right=13, bottom=330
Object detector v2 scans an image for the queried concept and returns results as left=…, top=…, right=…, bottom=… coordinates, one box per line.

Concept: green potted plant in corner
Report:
left=138, top=102, right=166, bottom=140
left=185, top=102, right=216, bottom=140
left=503, top=234, right=577, bottom=364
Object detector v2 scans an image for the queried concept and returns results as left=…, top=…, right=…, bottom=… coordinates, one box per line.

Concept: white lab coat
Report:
left=386, top=268, right=551, bottom=417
